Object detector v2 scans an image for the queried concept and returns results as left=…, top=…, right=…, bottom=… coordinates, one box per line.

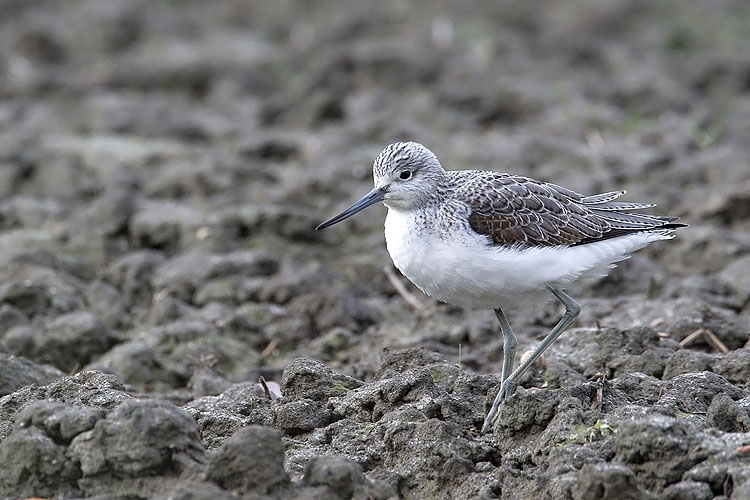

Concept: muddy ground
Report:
left=0, top=1, right=749, bottom=499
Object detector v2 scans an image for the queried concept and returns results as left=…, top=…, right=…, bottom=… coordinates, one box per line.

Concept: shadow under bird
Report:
left=316, top=141, right=685, bottom=434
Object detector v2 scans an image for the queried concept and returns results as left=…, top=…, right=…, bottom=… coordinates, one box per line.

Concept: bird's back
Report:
left=447, top=169, right=683, bottom=249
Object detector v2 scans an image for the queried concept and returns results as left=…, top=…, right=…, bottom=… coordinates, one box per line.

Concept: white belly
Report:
left=383, top=207, right=671, bottom=310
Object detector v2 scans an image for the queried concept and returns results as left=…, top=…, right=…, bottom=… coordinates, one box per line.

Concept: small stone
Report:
left=0, top=351, right=63, bottom=397
left=152, top=481, right=240, bottom=500
left=274, top=398, right=334, bottom=435
left=711, top=348, right=750, bottom=386
left=85, top=341, right=182, bottom=392
left=613, top=414, right=700, bottom=487
left=13, top=249, right=95, bottom=281
left=658, top=371, right=743, bottom=414
left=280, top=357, right=362, bottom=402
left=15, top=28, right=68, bottom=64
left=0, top=265, right=86, bottom=317
left=68, top=399, right=205, bottom=477
left=302, top=455, right=364, bottom=499
left=103, top=250, right=166, bottom=304
left=706, top=392, right=750, bottom=433
left=573, top=463, right=653, bottom=500
left=85, top=280, right=132, bottom=329
left=188, top=367, right=231, bottom=398
left=660, top=481, right=713, bottom=500
left=0, top=427, right=79, bottom=498
left=15, top=400, right=104, bottom=443
left=663, top=349, right=717, bottom=380
left=129, top=200, right=207, bottom=254
left=717, top=255, right=750, bottom=306
left=205, top=425, right=288, bottom=494
left=3, top=311, right=118, bottom=373
left=0, top=304, right=28, bottom=332
left=208, top=249, right=280, bottom=279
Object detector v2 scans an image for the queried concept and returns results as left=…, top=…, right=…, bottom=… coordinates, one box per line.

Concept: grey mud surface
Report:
left=0, top=1, right=749, bottom=499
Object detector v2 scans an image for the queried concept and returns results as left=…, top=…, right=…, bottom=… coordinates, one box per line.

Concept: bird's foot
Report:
left=481, top=379, right=517, bottom=434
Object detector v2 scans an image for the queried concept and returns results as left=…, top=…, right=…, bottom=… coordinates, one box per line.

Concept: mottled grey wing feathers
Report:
left=588, top=210, right=668, bottom=229
left=459, top=172, right=681, bottom=248
left=579, top=190, right=625, bottom=204
left=588, top=201, right=656, bottom=211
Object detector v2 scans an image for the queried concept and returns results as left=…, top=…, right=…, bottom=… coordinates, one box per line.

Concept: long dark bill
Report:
left=315, top=188, right=385, bottom=230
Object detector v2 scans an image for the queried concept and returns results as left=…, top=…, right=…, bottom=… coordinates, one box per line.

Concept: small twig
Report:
left=651, top=317, right=670, bottom=338
left=703, top=329, right=729, bottom=354
left=648, top=317, right=666, bottom=330
left=679, top=328, right=729, bottom=354
left=592, top=376, right=605, bottom=412
left=186, top=353, right=219, bottom=369
left=261, top=338, right=279, bottom=358
left=259, top=376, right=272, bottom=400
left=383, top=265, right=428, bottom=313
left=152, top=287, right=172, bottom=304
left=679, top=328, right=706, bottom=347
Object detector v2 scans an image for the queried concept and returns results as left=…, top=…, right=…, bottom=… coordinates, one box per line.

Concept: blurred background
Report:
left=0, top=0, right=749, bottom=390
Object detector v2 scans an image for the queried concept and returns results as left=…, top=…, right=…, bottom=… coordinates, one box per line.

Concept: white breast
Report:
left=384, top=207, right=673, bottom=310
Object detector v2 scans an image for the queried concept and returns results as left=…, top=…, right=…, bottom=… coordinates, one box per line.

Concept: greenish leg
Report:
left=482, top=284, right=581, bottom=434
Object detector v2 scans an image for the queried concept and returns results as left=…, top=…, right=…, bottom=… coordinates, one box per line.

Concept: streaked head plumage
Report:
left=373, top=142, right=446, bottom=209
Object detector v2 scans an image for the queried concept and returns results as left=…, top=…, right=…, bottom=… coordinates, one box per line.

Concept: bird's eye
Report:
left=399, top=171, right=412, bottom=180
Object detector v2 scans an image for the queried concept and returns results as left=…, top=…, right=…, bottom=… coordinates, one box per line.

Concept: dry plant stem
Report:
left=679, top=328, right=729, bottom=354
left=384, top=265, right=428, bottom=313
left=259, top=376, right=272, bottom=400
left=261, top=338, right=279, bottom=358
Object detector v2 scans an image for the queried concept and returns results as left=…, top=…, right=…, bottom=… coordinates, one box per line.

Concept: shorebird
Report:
left=316, top=141, right=684, bottom=434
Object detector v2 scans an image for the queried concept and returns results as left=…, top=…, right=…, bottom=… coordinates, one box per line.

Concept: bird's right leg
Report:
left=482, top=308, right=518, bottom=433
left=494, top=308, right=517, bottom=389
